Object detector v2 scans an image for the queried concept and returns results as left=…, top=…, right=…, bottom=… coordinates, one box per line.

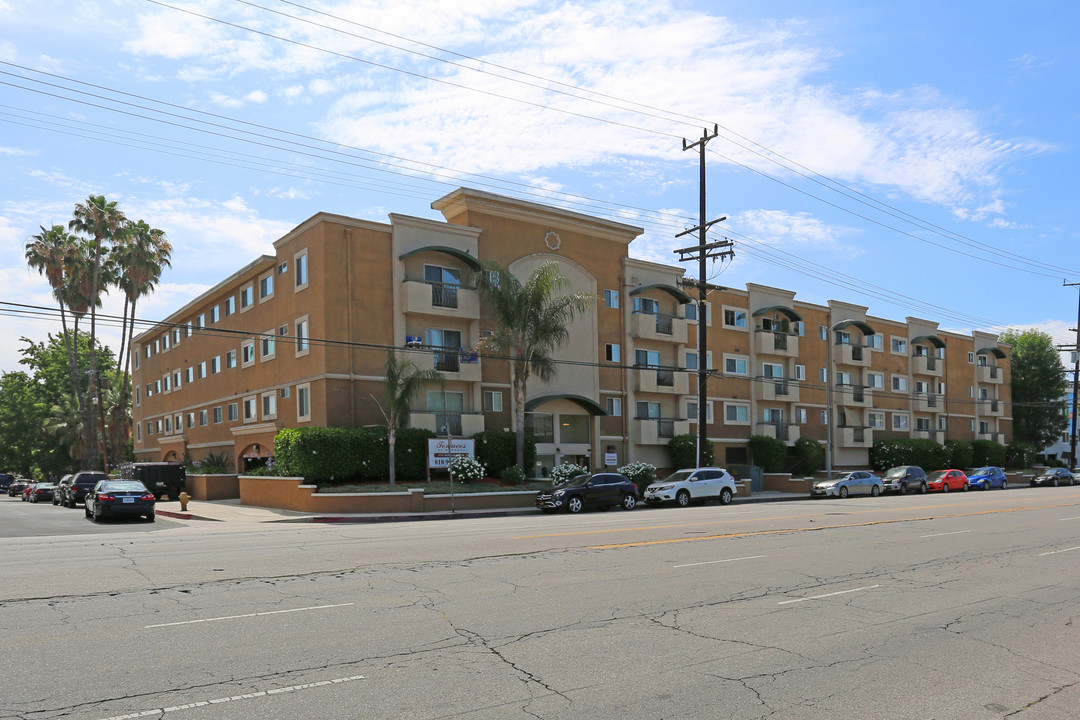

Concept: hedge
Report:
left=971, top=439, right=1006, bottom=468
left=793, top=437, right=825, bottom=475
left=273, top=426, right=435, bottom=485
left=870, top=438, right=950, bottom=472
left=667, top=433, right=714, bottom=470
left=749, top=435, right=786, bottom=473
left=944, top=439, right=973, bottom=469
left=1005, top=442, right=1037, bottom=469
left=473, top=431, right=536, bottom=477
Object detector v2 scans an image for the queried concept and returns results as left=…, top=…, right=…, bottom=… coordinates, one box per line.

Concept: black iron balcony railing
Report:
left=433, top=349, right=459, bottom=373
left=636, top=417, right=678, bottom=438
left=633, top=310, right=677, bottom=335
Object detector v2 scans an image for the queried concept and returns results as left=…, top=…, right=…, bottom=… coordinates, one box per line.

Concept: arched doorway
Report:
left=239, top=443, right=272, bottom=473
left=163, top=450, right=180, bottom=462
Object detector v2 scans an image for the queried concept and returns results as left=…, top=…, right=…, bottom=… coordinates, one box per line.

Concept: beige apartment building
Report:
left=131, top=188, right=1012, bottom=475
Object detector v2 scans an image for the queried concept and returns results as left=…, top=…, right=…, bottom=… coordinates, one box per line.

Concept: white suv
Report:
left=644, top=468, right=736, bottom=507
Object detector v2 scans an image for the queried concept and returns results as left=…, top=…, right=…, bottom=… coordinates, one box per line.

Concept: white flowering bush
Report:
left=449, top=456, right=486, bottom=483
left=617, top=462, right=656, bottom=491
left=550, top=462, right=587, bottom=486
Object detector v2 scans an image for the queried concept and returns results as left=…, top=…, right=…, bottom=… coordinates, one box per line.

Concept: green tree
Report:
left=474, top=261, right=593, bottom=469
left=1000, top=329, right=1068, bottom=449
left=0, top=371, right=45, bottom=476
left=373, top=351, right=442, bottom=484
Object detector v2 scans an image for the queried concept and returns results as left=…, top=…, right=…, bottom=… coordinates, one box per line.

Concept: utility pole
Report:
left=1065, top=281, right=1080, bottom=468
left=675, top=125, right=734, bottom=468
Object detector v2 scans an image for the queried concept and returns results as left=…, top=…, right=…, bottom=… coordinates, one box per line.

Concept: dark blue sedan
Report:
left=967, top=466, right=1008, bottom=491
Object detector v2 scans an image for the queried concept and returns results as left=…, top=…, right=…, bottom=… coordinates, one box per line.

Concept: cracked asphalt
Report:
left=2, top=487, right=1079, bottom=719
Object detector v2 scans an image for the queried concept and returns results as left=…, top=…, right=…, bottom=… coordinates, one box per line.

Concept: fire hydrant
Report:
left=178, top=491, right=190, bottom=511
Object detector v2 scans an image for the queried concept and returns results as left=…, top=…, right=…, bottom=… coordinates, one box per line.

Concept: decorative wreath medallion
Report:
left=544, top=231, right=562, bottom=251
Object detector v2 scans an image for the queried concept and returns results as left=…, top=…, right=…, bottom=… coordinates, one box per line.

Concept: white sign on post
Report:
left=427, top=438, right=476, bottom=469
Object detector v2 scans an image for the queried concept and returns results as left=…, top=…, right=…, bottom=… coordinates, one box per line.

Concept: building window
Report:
left=136, top=424, right=141, bottom=442
left=866, top=334, right=882, bottom=350
left=605, top=343, right=620, bottom=362
left=818, top=325, right=828, bottom=340
left=145, top=345, right=153, bottom=359
left=725, top=403, right=749, bottom=423
left=295, top=317, right=309, bottom=355
left=173, top=370, right=181, bottom=389
left=162, top=333, right=170, bottom=350
left=723, top=307, right=747, bottom=329
left=185, top=367, right=194, bottom=383
left=297, top=383, right=311, bottom=421
left=228, top=402, right=239, bottom=422
left=261, top=332, right=275, bottom=359
left=243, top=396, right=257, bottom=422
left=259, top=272, right=274, bottom=300
left=891, top=337, right=907, bottom=354
left=724, top=355, right=748, bottom=375
left=163, top=374, right=171, bottom=392
left=242, top=340, right=256, bottom=366
left=224, top=296, right=236, bottom=316
left=795, top=364, right=806, bottom=381
left=796, top=408, right=807, bottom=424
left=154, top=379, right=161, bottom=394
left=207, top=356, right=218, bottom=374
left=135, top=386, right=141, bottom=407
left=606, top=397, right=622, bottom=417
left=868, top=412, right=885, bottom=429
left=636, top=401, right=661, bottom=419
left=866, top=372, right=884, bottom=389
left=892, top=375, right=907, bottom=392
left=603, top=289, right=619, bottom=308
left=196, top=313, right=205, bottom=329
left=892, top=414, right=910, bottom=431
left=483, top=391, right=503, bottom=412
left=164, top=417, right=172, bottom=434
left=226, top=350, right=237, bottom=369
left=240, top=284, right=254, bottom=310
left=279, top=261, right=288, bottom=274
left=968, top=351, right=975, bottom=364
left=133, top=347, right=141, bottom=370
left=280, top=386, right=291, bottom=399
left=209, top=305, right=220, bottom=324
left=186, top=412, right=195, bottom=429
left=197, top=361, right=207, bottom=379
left=792, top=321, right=805, bottom=336
left=819, top=368, right=827, bottom=383
left=171, top=328, right=182, bottom=345
left=262, top=392, right=277, bottom=419
left=153, top=339, right=160, bottom=354
left=213, top=406, right=223, bottom=424
left=295, top=250, right=309, bottom=290
left=199, top=409, right=208, bottom=426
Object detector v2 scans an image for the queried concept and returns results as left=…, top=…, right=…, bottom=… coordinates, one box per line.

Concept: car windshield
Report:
left=970, top=467, right=993, bottom=476
left=563, top=474, right=592, bottom=487
left=101, top=481, right=149, bottom=493
left=927, top=470, right=948, bottom=481
left=1038, top=469, right=1059, bottom=477
left=659, top=470, right=695, bottom=483
left=884, top=467, right=909, bottom=478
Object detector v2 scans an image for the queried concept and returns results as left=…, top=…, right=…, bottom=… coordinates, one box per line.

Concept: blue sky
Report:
left=2, top=0, right=1079, bottom=374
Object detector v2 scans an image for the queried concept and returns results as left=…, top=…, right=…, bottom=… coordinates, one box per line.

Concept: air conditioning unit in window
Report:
left=405, top=336, right=422, bottom=348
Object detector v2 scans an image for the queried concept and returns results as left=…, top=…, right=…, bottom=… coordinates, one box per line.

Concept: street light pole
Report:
left=826, top=331, right=834, bottom=480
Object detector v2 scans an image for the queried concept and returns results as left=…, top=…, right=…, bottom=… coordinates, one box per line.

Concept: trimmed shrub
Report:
left=617, top=461, right=657, bottom=494
left=870, top=438, right=950, bottom=472
left=395, top=427, right=437, bottom=482
left=550, top=463, right=586, bottom=486
left=273, top=426, right=433, bottom=485
left=499, top=465, right=526, bottom=485
left=793, top=437, right=825, bottom=475
left=971, top=439, right=1007, bottom=468
left=667, top=433, right=714, bottom=470
left=749, top=435, right=786, bottom=473
left=1005, top=441, right=1038, bottom=469
left=474, top=431, right=536, bottom=477
left=449, top=456, right=486, bottom=483
left=945, top=439, right=973, bottom=469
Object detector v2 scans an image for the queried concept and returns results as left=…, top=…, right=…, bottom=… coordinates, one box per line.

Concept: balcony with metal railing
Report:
left=430, top=346, right=482, bottom=382
left=835, top=383, right=872, bottom=407
left=754, top=327, right=799, bottom=357
left=914, top=392, right=940, bottom=412
left=754, top=376, right=800, bottom=403
left=402, top=279, right=480, bottom=318
left=630, top=310, right=689, bottom=344
left=913, top=428, right=943, bottom=441
left=978, top=364, right=1003, bottom=384
left=982, top=398, right=1004, bottom=416
left=634, top=417, right=690, bottom=445
left=911, top=353, right=943, bottom=377
left=635, top=365, right=689, bottom=395
left=838, top=425, right=873, bottom=448
left=755, top=421, right=800, bottom=445
left=836, top=342, right=872, bottom=367
left=409, top=410, right=485, bottom=437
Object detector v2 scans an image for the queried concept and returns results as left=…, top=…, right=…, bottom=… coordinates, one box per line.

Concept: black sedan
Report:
left=536, top=472, right=639, bottom=514
left=84, top=480, right=156, bottom=522
left=7, top=479, right=30, bottom=497
left=28, top=482, right=57, bottom=503
left=1030, top=467, right=1076, bottom=487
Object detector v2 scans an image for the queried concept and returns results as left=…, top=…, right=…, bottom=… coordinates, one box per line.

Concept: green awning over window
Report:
left=629, top=283, right=693, bottom=304
left=976, top=346, right=1007, bottom=359
left=525, top=394, right=607, bottom=416
left=911, top=334, right=946, bottom=349
left=398, top=245, right=482, bottom=271
left=752, top=305, right=803, bottom=322
left=833, top=319, right=875, bottom=336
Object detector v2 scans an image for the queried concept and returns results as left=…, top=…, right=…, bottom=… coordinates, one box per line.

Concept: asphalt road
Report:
left=0, top=495, right=183, bottom=537
left=2, top=487, right=1079, bottom=719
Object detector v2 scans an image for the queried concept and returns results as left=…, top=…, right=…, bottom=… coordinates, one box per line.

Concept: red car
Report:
left=926, top=469, right=969, bottom=493
left=21, top=482, right=38, bottom=501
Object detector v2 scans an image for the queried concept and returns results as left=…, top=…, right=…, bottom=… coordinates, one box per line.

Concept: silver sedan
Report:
left=810, top=471, right=884, bottom=498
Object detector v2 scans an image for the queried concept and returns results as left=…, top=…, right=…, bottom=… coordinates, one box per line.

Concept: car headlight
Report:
left=553, top=490, right=564, bottom=497
left=652, top=484, right=673, bottom=491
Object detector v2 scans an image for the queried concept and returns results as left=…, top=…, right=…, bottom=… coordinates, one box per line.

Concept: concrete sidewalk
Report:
left=154, top=491, right=802, bottom=524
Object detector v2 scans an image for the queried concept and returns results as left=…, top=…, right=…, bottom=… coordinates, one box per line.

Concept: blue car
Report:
left=967, top=466, right=1008, bottom=490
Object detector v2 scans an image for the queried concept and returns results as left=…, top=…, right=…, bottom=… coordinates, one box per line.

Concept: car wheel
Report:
left=567, top=496, right=583, bottom=514
left=1002, top=480, right=1008, bottom=490
left=870, top=485, right=880, bottom=497
left=983, top=480, right=991, bottom=491
left=838, top=486, right=849, bottom=499
left=146, top=513, right=156, bottom=522
left=899, top=483, right=907, bottom=495
left=920, top=482, right=927, bottom=494
left=942, top=482, right=949, bottom=493
left=93, top=506, right=102, bottom=522
left=676, top=490, right=691, bottom=507
left=84, top=504, right=91, bottom=518
left=1052, top=477, right=1059, bottom=487
left=719, top=488, right=733, bottom=505
left=621, top=494, right=637, bottom=511
left=963, top=482, right=969, bottom=492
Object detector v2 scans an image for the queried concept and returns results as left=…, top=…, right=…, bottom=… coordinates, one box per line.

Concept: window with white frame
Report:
left=259, top=271, right=274, bottom=300
left=224, top=296, right=236, bottom=316
left=724, top=403, right=749, bottom=423
left=724, top=355, right=748, bottom=375
left=294, top=250, right=309, bottom=290
left=153, top=339, right=160, bottom=354
left=892, top=413, right=909, bottom=431
left=154, top=379, right=161, bottom=394
left=795, top=364, right=806, bottom=381
left=891, top=337, right=907, bottom=354
left=792, top=321, right=805, bottom=336
left=295, top=317, right=309, bottom=355
left=605, top=343, right=620, bottom=362
left=173, top=370, right=181, bottom=389
left=211, top=356, right=221, bottom=374
left=603, top=289, right=619, bottom=308
left=796, top=408, right=807, bottom=424
left=868, top=411, right=885, bottom=429
left=199, top=409, right=208, bottom=426
left=226, top=350, right=237, bottom=369
left=186, top=412, right=195, bottom=429
left=135, top=386, right=141, bottom=406
left=938, top=416, right=947, bottom=431
left=636, top=401, right=661, bottom=419
left=209, top=305, right=220, bottom=324
left=164, top=416, right=172, bottom=434
left=243, top=396, right=257, bottom=422
left=280, top=387, right=290, bottom=399
left=866, top=334, right=882, bottom=350
left=819, top=368, right=827, bottom=383
left=279, top=261, right=288, bottom=274
left=213, top=406, right=223, bottom=424
left=163, top=374, right=171, bottom=392
left=483, top=391, right=503, bottom=412
left=261, top=332, right=275, bottom=359
left=297, top=383, right=311, bottom=421
left=136, top=424, right=141, bottom=442
left=185, top=367, right=194, bottom=383
left=197, top=361, right=207, bottom=379
left=145, top=345, right=153, bottom=359
left=866, top=372, right=884, bottom=389
left=892, top=375, right=907, bottom=392
left=969, top=419, right=976, bottom=431
left=606, top=397, right=622, bottom=416
left=133, top=347, right=140, bottom=370
left=228, top=403, right=238, bottom=422
left=723, top=307, right=748, bottom=329
left=818, top=325, right=828, bottom=340
left=967, top=351, right=974, bottom=363
left=687, top=400, right=713, bottom=423
left=262, top=392, right=277, bottom=419
left=162, top=333, right=170, bottom=350
left=820, top=409, right=828, bottom=424
left=242, top=340, right=256, bottom=367
left=196, top=313, right=205, bottom=329
left=240, top=285, right=254, bottom=310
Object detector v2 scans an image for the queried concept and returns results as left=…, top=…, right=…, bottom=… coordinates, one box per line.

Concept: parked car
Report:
left=926, top=469, right=969, bottom=493
left=810, top=471, right=884, bottom=498
left=84, top=480, right=156, bottom=522
left=52, top=474, right=72, bottom=505
left=119, top=462, right=186, bottom=500
left=58, top=471, right=108, bottom=507
left=0, top=473, right=14, bottom=492
left=536, top=472, right=639, bottom=513
left=643, top=467, right=736, bottom=507
left=881, top=466, right=927, bottom=494
left=28, top=482, right=57, bottom=503
left=7, top=479, right=30, bottom=497
left=1030, top=467, right=1076, bottom=487
left=967, top=467, right=1008, bottom=491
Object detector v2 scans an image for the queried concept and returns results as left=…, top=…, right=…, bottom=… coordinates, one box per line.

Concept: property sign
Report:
left=427, top=438, right=476, bottom=469
left=604, top=452, right=618, bottom=467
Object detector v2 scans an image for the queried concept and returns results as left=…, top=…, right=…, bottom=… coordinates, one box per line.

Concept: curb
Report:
left=155, top=509, right=221, bottom=521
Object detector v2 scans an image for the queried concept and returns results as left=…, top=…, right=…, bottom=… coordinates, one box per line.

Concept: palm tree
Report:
left=70, top=195, right=127, bottom=469
left=374, top=351, right=443, bottom=484
left=473, top=261, right=593, bottom=469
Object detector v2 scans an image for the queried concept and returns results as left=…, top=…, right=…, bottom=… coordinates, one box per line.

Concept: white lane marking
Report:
left=96, top=674, right=366, bottom=720
left=1057, top=516, right=1080, bottom=521
left=1038, top=546, right=1080, bottom=556
left=778, top=584, right=880, bottom=605
left=674, top=554, right=767, bottom=568
left=145, top=603, right=354, bottom=628
left=920, top=530, right=972, bottom=538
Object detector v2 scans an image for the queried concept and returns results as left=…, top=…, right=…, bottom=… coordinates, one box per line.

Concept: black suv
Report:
left=536, top=472, right=639, bottom=514
left=119, top=462, right=186, bottom=500
left=0, top=473, right=14, bottom=493
left=58, top=471, right=108, bottom=507
left=881, top=466, right=927, bottom=494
